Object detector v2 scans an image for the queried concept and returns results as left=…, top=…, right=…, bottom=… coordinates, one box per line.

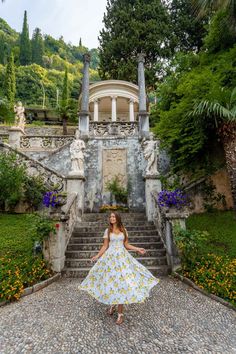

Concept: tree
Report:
left=79, top=38, right=82, bottom=46
left=98, top=0, right=173, bottom=87
left=190, top=88, right=236, bottom=212
left=5, top=51, right=16, bottom=109
left=32, top=28, right=44, bottom=66
left=60, top=67, right=69, bottom=135
left=19, top=10, right=32, bottom=65
left=168, top=0, right=208, bottom=52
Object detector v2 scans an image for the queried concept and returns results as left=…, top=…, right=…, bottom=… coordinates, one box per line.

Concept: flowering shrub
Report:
left=43, top=190, right=67, bottom=208
left=181, top=254, right=236, bottom=306
left=0, top=253, right=53, bottom=303
left=157, top=189, right=189, bottom=209
left=99, top=204, right=129, bottom=213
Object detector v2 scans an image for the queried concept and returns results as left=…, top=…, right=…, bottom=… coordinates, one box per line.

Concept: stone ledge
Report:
left=172, top=271, right=236, bottom=312
left=0, top=273, right=61, bottom=307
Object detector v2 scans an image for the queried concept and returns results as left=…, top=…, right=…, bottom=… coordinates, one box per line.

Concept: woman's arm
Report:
left=91, top=238, right=109, bottom=261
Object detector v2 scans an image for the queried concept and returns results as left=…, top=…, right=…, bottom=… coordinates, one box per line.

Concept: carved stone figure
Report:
left=142, top=132, right=160, bottom=175
left=70, top=130, right=86, bottom=175
left=14, top=101, right=26, bottom=131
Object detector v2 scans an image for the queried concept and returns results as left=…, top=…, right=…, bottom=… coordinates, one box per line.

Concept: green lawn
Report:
left=0, top=213, right=35, bottom=256
left=186, top=211, right=236, bottom=259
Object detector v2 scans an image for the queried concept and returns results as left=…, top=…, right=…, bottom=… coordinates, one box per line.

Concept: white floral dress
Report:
left=78, top=228, right=160, bottom=305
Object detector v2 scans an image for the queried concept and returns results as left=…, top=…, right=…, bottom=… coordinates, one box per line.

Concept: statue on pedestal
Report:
left=69, top=130, right=86, bottom=175
left=14, top=101, right=26, bottom=131
left=142, top=132, right=160, bottom=175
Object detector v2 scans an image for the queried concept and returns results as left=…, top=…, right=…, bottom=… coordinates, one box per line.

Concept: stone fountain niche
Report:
left=78, top=54, right=161, bottom=215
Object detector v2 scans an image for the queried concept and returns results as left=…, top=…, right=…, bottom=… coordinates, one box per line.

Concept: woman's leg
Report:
left=116, top=304, right=124, bottom=324
left=117, top=304, right=123, bottom=314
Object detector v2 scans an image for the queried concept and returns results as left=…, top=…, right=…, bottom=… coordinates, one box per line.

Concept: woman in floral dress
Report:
left=78, top=211, right=160, bottom=325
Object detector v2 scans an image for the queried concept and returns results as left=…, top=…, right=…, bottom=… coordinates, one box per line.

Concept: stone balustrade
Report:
left=89, top=121, right=139, bottom=137
left=43, top=192, right=79, bottom=272
left=20, top=135, right=74, bottom=150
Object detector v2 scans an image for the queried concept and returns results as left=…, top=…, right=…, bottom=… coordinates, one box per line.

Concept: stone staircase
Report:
left=62, top=212, right=170, bottom=278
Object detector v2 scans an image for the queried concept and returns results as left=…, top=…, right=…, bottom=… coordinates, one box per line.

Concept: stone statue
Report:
left=69, top=130, right=86, bottom=175
left=14, top=101, right=26, bottom=131
left=142, top=132, right=160, bottom=175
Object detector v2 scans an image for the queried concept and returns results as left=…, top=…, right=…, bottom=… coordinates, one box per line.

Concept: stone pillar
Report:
left=145, top=175, right=162, bottom=221
left=8, top=127, right=25, bottom=149
left=111, top=96, right=117, bottom=122
left=79, top=53, right=90, bottom=136
left=137, top=53, right=149, bottom=136
left=93, top=98, right=99, bottom=122
left=129, top=99, right=135, bottom=122
left=67, top=173, right=85, bottom=217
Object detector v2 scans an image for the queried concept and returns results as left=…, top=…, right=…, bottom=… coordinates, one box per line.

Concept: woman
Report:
left=78, top=212, right=160, bottom=325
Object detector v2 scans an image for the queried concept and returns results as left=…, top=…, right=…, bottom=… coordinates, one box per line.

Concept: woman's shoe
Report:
left=107, top=305, right=116, bottom=315
left=116, top=313, right=124, bottom=325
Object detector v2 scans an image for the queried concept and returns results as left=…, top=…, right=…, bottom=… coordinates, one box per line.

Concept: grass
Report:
left=186, top=210, right=236, bottom=259
left=0, top=213, right=36, bottom=256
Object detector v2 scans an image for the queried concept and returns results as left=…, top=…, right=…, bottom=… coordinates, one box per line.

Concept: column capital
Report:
left=137, top=53, right=145, bottom=64
left=93, top=98, right=100, bottom=103
left=111, top=95, right=118, bottom=100
left=83, top=53, right=91, bottom=63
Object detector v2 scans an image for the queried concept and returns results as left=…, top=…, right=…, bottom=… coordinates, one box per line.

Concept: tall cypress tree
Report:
left=32, top=27, right=44, bottom=66
left=19, top=10, right=32, bottom=65
left=60, top=67, right=69, bottom=135
left=5, top=52, right=16, bottom=109
left=98, top=0, right=173, bottom=87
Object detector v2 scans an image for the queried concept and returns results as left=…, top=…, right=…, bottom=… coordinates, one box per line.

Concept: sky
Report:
left=0, top=0, right=108, bottom=49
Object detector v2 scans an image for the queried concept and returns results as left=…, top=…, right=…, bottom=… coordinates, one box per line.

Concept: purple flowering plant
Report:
left=157, top=189, right=189, bottom=209
left=42, top=190, right=67, bottom=208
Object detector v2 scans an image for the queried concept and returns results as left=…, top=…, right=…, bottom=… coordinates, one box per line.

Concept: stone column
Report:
left=111, top=96, right=117, bottom=122
left=145, top=175, right=162, bottom=221
left=8, top=127, right=25, bottom=149
left=129, top=99, right=135, bottom=122
left=79, top=53, right=90, bottom=136
left=93, top=98, right=99, bottom=121
left=138, top=53, right=149, bottom=136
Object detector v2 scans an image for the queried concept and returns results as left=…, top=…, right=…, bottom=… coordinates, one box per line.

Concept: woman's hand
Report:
left=91, top=255, right=99, bottom=262
left=136, top=248, right=146, bottom=255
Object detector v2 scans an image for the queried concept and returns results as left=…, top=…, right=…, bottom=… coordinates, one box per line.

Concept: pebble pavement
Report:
left=0, top=276, right=235, bottom=354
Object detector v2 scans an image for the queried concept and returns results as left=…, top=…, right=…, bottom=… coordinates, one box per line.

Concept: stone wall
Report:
left=0, top=125, right=77, bottom=136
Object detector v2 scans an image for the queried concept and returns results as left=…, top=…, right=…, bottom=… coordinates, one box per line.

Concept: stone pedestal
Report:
left=78, top=111, right=90, bottom=137
left=43, top=222, right=66, bottom=272
left=145, top=174, right=161, bottom=221
left=8, top=127, right=25, bottom=149
left=67, top=173, right=85, bottom=216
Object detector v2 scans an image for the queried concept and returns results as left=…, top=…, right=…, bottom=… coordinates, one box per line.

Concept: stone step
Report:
left=67, top=241, right=164, bottom=250
left=65, top=248, right=166, bottom=259
left=65, top=256, right=167, bottom=268
left=74, top=225, right=157, bottom=232
left=70, top=235, right=161, bottom=244
left=72, top=230, right=159, bottom=238
left=82, top=216, right=148, bottom=222
left=62, top=265, right=170, bottom=278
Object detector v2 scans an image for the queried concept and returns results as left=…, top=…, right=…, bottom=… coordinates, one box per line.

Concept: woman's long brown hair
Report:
left=107, top=211, right=128, bottom=243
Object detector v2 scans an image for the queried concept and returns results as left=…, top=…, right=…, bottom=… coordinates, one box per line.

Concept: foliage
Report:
left=98, top=0, right=172, bottom=87
left=201, top=180, right=226, bottom=212
left=42, top=190, right=67, bottom=208
left=157, top=189, right=189, bottom=209
left=29, top=213, right=56, bottom=243
left=0, top=151, right=26, bottom=210
left=0, top=151, right=46, bottom=211
left=180, top=253, right=236, bottom=306
left=173, top=225, right=208, bottom=265
left=5, top=51, right=15, bottom=109
left=19, top=10, right=32, bottom=66
left=32, top=27, right=44, bottom=66
left=0, top=213, right=53, bottom=303
left=99, top=204, right=129, bottom=212
left=105, top=176, right=128, bottom=204
left=153, top=46, right=236, bottom=173
left=23, top=175, right=47, bottom=209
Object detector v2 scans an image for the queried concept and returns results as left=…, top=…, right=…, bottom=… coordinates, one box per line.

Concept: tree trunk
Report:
left=219, top=123, right=236, bottom=214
